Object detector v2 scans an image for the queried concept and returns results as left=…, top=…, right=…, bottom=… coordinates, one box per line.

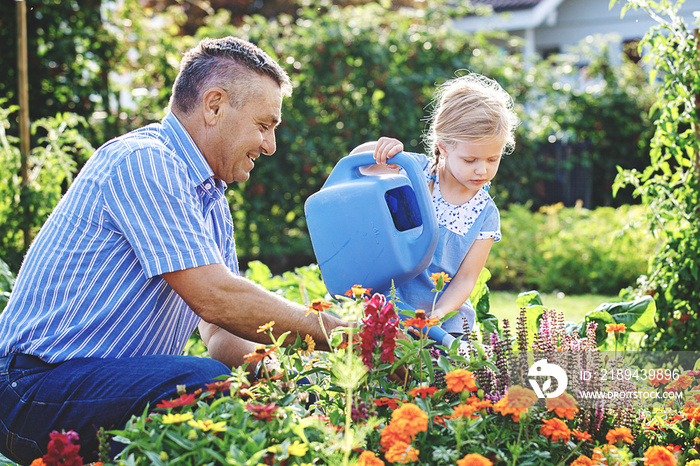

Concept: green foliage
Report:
left=515, top=34, right=655, bottom=207
left=488, top=203, right=659, bottom=295
left=194, top=2, right=525, bottom=260
left=611, top=0, right=700, bottom=351
left=244, top=260, right=328, bottom=304
left=0, top=102, right=93, bottom=271
left=0, top=257, right=14, bottom=313
left=1, top=1, right=111, bottom=124
left=1, top=1, right=659, bottom=269
left=578, top=295, right=656, bottom=349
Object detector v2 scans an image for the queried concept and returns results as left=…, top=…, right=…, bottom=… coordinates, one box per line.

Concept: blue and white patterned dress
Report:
left=390, top=152, right=501, bottom=335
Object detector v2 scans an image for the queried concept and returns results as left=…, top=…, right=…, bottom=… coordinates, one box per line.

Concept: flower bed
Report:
left=24, top=275, right=700, bottom=466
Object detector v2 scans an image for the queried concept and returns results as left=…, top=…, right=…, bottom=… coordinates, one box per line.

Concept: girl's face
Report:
left=439, top=139, right=504, bottom=198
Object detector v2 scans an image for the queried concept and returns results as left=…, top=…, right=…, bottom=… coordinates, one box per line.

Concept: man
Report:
left=0, top=36, right=347, bottom=465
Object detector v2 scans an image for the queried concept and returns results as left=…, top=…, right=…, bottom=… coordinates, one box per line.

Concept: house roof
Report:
left=471, top=0, right=544, bottom=12
left=453, top=0, right=565, bottom=32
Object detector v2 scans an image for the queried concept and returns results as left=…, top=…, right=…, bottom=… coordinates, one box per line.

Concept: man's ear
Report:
left=202, top=88, right=227, bottom=126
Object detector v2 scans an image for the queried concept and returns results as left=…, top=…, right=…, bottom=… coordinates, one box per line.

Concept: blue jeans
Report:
left=0, top=353, right=230, bottom=465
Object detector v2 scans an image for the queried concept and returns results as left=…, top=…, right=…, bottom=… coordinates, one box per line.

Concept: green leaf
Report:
left=516, top=290, right=543, bottom=308
left=420, top=348, right=436, bottom=385
left=592, top=295, right=657, bottom=332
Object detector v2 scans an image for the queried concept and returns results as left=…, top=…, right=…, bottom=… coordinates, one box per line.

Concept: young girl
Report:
left=351, top=73, right=519, bottom=338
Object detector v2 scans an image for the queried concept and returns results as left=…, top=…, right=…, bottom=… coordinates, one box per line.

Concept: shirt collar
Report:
left=161, top=112, right=215, bottom=187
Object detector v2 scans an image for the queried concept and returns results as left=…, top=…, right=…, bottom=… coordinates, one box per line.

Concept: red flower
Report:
left=402, top=309, right=440, bottom=330
left=43, top=430, right=83, bottom=466
left=156, top=393, right=197, bottom=409
left=375, top=397, right=401, bottom=410
left=246, top=403, right=278, bottom=421
left=358, top=293, right=399, bottom=369
left=205, top=379, right=233, bottom=395
left=409, top=385, right=439, bottom=399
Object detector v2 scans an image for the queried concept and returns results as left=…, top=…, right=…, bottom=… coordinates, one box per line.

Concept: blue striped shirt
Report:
left=0, top=112, right=238, bottom=362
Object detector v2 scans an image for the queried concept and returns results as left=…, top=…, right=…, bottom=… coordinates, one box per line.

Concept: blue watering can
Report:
left=304, top=151, right=438, bottom=298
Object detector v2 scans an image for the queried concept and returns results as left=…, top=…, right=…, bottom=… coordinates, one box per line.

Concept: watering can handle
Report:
left=323, top=151, right=438, bottom=262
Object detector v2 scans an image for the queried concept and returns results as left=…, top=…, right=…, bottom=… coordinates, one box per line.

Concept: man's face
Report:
left=207, top=76, right=283, bottom=183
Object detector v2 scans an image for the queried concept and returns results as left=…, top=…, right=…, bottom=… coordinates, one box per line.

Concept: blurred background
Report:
left=1, top=0, right=696, bottom=298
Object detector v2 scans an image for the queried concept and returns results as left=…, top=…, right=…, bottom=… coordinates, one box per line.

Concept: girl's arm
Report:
left=431, top=238, right=495, bottom=320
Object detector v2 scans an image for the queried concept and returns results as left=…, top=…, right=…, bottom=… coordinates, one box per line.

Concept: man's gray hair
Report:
left=170, top=36, right=292, bottom=114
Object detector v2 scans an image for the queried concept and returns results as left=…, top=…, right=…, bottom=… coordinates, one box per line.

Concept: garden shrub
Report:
left=488, top=203, right=659, bottom=295
left=0, top=1, right=657, bottom=275
left=0, top=102, right=93, bottom=270
left=611, top=0, right=700, bottom=351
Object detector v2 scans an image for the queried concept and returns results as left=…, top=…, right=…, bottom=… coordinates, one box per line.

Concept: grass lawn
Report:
left=489, top=290, right=619, bottom=326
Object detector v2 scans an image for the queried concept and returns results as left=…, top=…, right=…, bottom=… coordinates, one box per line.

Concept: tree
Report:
left=612, top=0, right=700, bottom=351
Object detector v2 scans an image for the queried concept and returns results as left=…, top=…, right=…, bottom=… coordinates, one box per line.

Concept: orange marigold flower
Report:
left=492, top=386, right=537, bottom=422
left=572, top=429, right=592, bottom=442
left=345, top=285, right=372, bottom=298
left=29, top=460, right=46, bottom=466
left=684, top=408, right=700, bottom=422
left=606, top=427, right=634, bottom=445
left=380, top=422, right=410, bottom=450
left=357, top=450, right=385, bottom=466
left=391, top=403, right=429, bottom=438
left=605, top=323, right=626, bottom=333
left=643, top=445, right=678, bottom=466
left=445, top=369, right=478, bottom=393
left=506, top=385, right=538, bottom=409
left=464, top=395, right=493, bottom=410
left=456, top=453, right=492, bottom=466
left=540, top=418, right=571, bottom=443
left=667, top=374, right=694, bottom=391
left=408, top=385, right=439, bottom=399
left=306, top=299, right=333, bottom=316
left=570, top=456, right=594, bottom=466
left=384, top=441, right=419, bottom=464
left=649, top=371, right=673, bottom=387
left=448, top=403, right=479, bottom=419
left=545, top=392, right=579, bottom=420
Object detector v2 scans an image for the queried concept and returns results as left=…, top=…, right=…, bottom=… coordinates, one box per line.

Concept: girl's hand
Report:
left=373, top=137, right=404, bottom=164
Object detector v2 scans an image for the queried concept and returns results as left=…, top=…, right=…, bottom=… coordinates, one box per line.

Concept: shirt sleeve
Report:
left=477, top=201, right=502, bottom=242
left=101, top=145, right=224, bottom=278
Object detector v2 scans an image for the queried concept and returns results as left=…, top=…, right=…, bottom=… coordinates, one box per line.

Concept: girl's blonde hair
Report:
left=424, top=73, right=519, bottom=183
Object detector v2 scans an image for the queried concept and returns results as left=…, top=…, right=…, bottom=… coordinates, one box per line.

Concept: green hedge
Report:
left=487, top=203, right=659, bottom=295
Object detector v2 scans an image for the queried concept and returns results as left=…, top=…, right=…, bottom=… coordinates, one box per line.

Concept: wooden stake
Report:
left=16, top=0, right=31, bottom=247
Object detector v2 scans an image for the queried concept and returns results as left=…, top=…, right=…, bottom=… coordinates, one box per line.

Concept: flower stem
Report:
left=342, top=329, right=355, bottom=466
left=318, top=312, right=333, bottom=354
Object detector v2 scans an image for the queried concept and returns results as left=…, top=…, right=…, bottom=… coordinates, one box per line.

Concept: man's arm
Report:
left=162, top=263, right=345, bottom=353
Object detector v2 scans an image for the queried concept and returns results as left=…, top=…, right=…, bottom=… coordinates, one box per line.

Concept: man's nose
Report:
left=261, top=133, right=276, bottom=156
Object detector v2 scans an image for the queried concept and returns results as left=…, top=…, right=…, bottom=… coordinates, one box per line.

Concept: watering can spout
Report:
left=304, top=151, right=438, bottom=298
